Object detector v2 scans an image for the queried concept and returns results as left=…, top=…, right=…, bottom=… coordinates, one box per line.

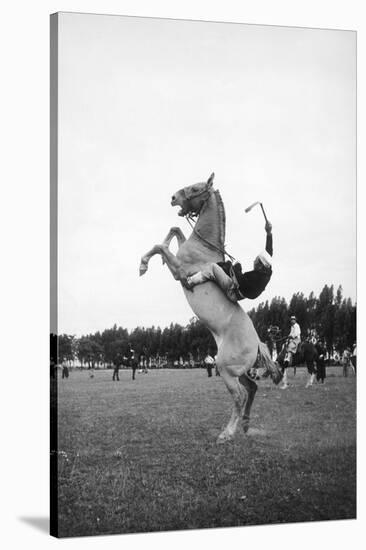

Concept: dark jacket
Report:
left=218, top=233, right=273, bottom=300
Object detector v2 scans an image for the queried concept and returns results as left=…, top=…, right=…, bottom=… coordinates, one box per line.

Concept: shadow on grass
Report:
left=18, top=517, right=49, bottom=534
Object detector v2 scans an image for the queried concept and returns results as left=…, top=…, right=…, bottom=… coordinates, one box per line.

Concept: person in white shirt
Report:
left=281, top=315, right=301, bottom=389
left=204, top=353, right=215, bottom=378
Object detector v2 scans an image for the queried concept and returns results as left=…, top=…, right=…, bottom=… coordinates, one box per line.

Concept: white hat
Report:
left=255, top=250, right=272, bottom=269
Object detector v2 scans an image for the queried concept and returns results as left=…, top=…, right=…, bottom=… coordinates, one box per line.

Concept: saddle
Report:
left=218, top=261, right=244, bottom=300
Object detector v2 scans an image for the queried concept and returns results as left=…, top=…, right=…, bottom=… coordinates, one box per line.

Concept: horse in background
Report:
left=140, top=173, right=282, bottom=443
left=277, top=340, right=318, bottom=387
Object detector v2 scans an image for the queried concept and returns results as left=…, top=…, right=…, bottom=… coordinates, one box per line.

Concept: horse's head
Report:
left=171, top=173, right=215, bottom=217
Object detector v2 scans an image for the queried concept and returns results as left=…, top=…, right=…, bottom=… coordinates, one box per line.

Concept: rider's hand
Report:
left=265, top=221, right=272, bottom=234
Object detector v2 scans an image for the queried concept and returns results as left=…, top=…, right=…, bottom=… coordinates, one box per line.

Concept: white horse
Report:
left=140, top=173, right=282, bottom=442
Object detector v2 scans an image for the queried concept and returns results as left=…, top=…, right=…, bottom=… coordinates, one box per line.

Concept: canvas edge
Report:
left=50, top=11, right=59, bottom=539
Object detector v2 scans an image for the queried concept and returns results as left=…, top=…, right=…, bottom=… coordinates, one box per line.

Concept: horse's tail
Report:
left=257, top=341, right=283, bottom=385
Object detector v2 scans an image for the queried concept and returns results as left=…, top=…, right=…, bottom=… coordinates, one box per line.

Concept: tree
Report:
left=110, top=338, right=130, bottom=365
left=316, top=285, right=335, bottom=350
left=58, top=334, right=76, bottom=364
left=58, top=284, right=356, bottom=369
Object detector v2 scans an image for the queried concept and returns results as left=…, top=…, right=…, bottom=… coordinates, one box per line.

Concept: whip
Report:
left=245, top=201, right=268, bottom=223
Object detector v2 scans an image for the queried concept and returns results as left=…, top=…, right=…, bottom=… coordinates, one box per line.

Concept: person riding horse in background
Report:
left=286, top=316, right=301, bottom=358
left=186, top=220, right=273, bottom=302
left=280, top=315, right=301, bottom=389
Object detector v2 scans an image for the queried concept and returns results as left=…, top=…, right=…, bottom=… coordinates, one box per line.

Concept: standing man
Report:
left=112, top=358, right=121, bottom=381
left=204, top=352, right=215, bottom=377
left=342, top=348, right=351, bottom=377
left=130, top=350, right=138, bottom=380
left=112, top=349, right=125, bottom=381
left=280, top=315, right=301, bottom=389
left=62, top=363, right=69, bottom=379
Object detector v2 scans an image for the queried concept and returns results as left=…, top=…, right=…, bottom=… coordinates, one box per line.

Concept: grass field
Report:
left=53, top=366, right=356, bottom=537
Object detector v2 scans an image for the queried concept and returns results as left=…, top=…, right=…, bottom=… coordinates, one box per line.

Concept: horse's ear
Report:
left=207, top=172, right=215, bottom=186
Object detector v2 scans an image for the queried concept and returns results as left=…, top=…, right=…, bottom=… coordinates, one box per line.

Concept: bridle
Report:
left=182, top=184, right=212, bottom=205
left=182, top=185, right=236, bottom=262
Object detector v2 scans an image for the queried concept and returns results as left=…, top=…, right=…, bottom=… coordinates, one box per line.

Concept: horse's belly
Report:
left=183, top=282, right=233, bottom=333
left=183, top=283, right=257, bottom=349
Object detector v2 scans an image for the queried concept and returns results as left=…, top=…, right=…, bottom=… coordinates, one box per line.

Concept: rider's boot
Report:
left=186, top=271, right=206, bottom=288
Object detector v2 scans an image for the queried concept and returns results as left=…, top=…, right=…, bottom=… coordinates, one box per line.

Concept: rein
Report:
left=185, top=213, right=236, bottom=263
left=271, top=336, right=288, bottom=344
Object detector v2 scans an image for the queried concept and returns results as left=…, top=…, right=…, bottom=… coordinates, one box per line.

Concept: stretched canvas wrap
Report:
left=50, top=12, right=356, bottom=538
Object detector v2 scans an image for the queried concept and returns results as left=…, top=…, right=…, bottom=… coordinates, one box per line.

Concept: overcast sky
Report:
left=57, top=13, right=356, bottom=336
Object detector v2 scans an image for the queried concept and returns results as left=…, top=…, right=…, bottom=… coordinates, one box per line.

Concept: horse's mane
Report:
left=214, top=189, right=226, bottom=247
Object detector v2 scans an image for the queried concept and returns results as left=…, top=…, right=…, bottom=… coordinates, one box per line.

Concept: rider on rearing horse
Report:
left=186, top=220, right=273, bottom=302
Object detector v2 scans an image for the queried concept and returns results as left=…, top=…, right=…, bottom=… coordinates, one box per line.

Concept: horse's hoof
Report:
left=139, top=262, right=148, bottom=276
left=216, top=433, right=233, bottom=445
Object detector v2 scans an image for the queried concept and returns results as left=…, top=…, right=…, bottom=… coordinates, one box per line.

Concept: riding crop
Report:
left=245, top=201, right=269, bottom=223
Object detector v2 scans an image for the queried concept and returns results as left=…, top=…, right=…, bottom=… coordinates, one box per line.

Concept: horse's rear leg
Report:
left=239, top=374, right=258, bottom=433
left=217, top=369, right=245, bottom=444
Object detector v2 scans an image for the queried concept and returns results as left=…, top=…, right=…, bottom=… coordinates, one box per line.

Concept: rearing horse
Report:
left=139, top=173, right=282, bottom=443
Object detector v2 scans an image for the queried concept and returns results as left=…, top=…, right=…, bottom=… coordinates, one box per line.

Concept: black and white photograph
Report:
left=49, top=11, right=357, bottom=539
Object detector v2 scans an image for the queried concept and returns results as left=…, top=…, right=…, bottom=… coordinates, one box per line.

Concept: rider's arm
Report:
left=265, top=222, right=273, bottom=256
left=265, top=234, right=273, bottom=256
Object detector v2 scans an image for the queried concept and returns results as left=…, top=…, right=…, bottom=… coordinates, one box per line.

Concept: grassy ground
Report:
left=53, top=366, right=356, bottom=537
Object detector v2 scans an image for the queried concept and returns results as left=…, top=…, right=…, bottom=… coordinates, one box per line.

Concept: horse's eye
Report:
left=191, top=187, right=197, bottom=192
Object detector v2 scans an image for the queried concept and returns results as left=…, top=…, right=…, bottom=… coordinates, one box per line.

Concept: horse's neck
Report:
left=191, top=191, right=225, bottom=252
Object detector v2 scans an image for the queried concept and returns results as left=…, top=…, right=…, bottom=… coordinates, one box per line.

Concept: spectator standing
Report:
left=204, top=352, right=215, bottom=377
left=112, top=361, right=120, bottom=381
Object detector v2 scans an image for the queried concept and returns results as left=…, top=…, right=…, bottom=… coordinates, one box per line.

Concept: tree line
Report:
left=51, top=284, right=356, bottom=368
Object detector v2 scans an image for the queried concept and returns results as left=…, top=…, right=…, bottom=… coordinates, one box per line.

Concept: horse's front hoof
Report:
left=139, top=261, right=148, bottom=276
